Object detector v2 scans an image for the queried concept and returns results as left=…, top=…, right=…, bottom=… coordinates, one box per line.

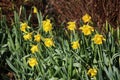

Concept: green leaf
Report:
left=73, top=63, right=81, bottom=68
left=6, top=59, right=18, bottom=73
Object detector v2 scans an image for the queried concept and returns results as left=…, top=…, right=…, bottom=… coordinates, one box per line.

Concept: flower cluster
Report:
left=19, top=13, right=105, bottom=70
left=66, top=14, right=105, bottom=50
left=20, top=19, right=55, bottom=68
left=80, top=13, right=105, bottom=45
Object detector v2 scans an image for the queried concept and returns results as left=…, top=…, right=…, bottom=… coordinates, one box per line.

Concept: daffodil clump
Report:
left=7, top=9, right=119, bottom=80
left=19, top=13, right=106, bottom=77
left=20, top=18, right=55, bottom=68
left=79, top=14, right=105, bottom=45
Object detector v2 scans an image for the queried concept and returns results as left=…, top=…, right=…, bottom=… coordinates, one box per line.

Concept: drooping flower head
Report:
left=30, top=45, right=39, bottom=53
left=33, top=6, right=38, bottom=13
left=42, top=19, right=52, bottom=33
left=67, top=21, right=76, bottom=31
left=82, top=13, right=91, bottom=23
left=28, top=58, right=38, bottom=67
left=79, top=24, right=94, bottom=35
left=44, top=38, right=54, bottom=47
left=34, top=34, right=41, bottom=42
left=20, top=22, right=30, bottom=33
left=87, top=68, right=97, bottom=77
left=23, top=32, right=32, bottom=41
left=71, top=40, right=80, bottom=49
left=92, top=34, right=106, bottom=44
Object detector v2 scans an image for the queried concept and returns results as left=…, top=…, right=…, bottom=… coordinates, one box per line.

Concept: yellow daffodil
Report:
left=23, top=32, right=32, bottom=40
left=44, top=38, right=54, bottom=47
left=42, top=19, right=52, bottom=33
left=92, top=34, right=106, bottom=44
left=30, top=45, right=39, bottom=53
left=67, top=21, right=76, bottom=31
left=87, top=68, right=97, bottom=77
left=34, top=34, right=41, bottom=42
left=79, top=24, right=94, bottom=35
left=82, top=13, right=91, bottom=23
left=71, top=40, right=80, bottom=49
left=28, top=58, right=38, bottom=67
left=20, top=22, right=30, bottom=33
left=33, top=6, right=38, bottom=13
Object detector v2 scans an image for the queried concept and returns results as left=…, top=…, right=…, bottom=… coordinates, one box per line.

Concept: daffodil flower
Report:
left=23, top=32, right=32, bottom=40
left=20, top=22, right=30, bottom=33
left=67, top=21, right=76, bottom=31
left=44, top=38, right=54, bottom=47
left=28, top=58, right=38, bottom=67
left=42, top=19, right=52, bottom=33
left=82, top=13, right=91, bottom=23
left=71, top=40, right=80, bottom=49
left=79, top=24, right=94, bottom=35
left=30, top=45, right=39, bottom=53
left=92, top=34, right=106, bottom=44
left=33, top=6, right=38, bottom=13
left=87, top=68, right=97, bottom=77
left=34, top=34, right=41, bottom=42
